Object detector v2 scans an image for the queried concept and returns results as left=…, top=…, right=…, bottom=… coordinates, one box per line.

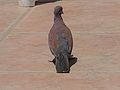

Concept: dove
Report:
left=48, top=6, right=73, bottom=73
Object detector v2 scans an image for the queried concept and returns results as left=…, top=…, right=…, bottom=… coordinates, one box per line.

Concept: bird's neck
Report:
left=54, top=15, right=63, bottom=23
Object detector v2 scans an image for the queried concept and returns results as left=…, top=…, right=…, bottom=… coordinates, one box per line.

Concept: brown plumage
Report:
left=48, top=6, right=73, bottom=73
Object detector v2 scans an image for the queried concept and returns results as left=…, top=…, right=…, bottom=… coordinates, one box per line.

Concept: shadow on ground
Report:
left=35, top=0, right=61, bottom=6
left=69, top=57, right=78, bottom=68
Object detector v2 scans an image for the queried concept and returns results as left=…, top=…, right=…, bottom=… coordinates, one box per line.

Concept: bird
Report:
left=48, top=6, right=73, bottom=73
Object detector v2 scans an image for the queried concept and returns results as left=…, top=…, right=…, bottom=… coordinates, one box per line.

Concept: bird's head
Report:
left=54, top=6, right=64, bottom=16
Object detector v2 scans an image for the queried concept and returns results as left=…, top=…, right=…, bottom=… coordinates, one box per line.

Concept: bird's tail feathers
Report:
left=56, top=52, right=70, bottom=73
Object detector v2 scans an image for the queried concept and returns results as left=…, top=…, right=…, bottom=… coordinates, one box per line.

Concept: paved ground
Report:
left=0, top=0, right=120, bottom=90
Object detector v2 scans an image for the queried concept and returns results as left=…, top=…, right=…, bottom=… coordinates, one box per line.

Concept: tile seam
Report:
left=0, top=71, right=120, bottom=74
left=0, top=8, right=32, bottom=42
left=11, top=31, right=120, bottom=35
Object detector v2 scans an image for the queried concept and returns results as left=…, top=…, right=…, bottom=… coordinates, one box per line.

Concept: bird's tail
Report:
left=55, top=52, right=70, bottom=73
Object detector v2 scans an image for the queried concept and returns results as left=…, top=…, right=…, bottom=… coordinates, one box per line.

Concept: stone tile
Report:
left=14, top=0, right=120, bottom=33
left=0, top=73, right=120, bottom=90
left=13, top=4, right=54, bottom=32
left=0, top=33, right=120, bottom=72
left=72, top=33, right=120, bottom=71
left=0, top=34, right=54, bottom=71
left=0, top=0, right=120, bottom=90
left=0, top=0, right=28, bottom=33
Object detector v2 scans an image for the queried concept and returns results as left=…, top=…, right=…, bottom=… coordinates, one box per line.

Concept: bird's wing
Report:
left=48, top=24, right=73, bottom=56
left=63, top=26, right=73, bottom=54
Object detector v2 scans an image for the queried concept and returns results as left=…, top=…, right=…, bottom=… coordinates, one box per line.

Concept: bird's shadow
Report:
left=35, top=0, right=62, bottom=6
left=49, top=56, right=78, bottom=69
left=69, top=57, right=78, bottom=68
